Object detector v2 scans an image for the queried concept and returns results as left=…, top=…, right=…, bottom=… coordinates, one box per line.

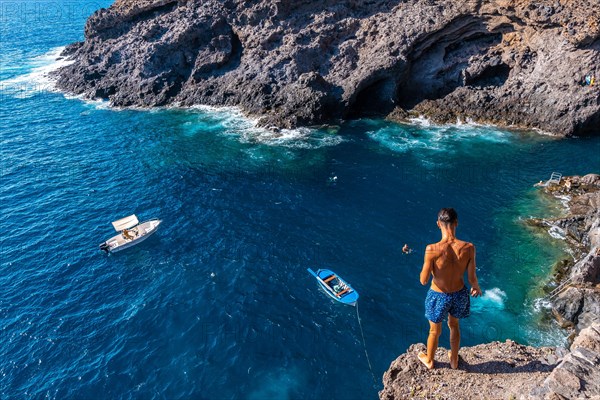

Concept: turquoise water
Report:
left=2, top=1, right=600, bottom=398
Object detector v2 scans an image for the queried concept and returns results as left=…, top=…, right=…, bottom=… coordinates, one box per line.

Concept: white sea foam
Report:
left=1, top=51, right=342, bottom=148
left=370, top=115, right=513, bottom=156
left=548, top=225, right=566, bottom=240
left=532, top=297, right=552, bottom=313
left=0, top=46, right=72, bottom=98
left=554, top=194, right=571, bottom=209
left=409, top=114, right=536, bottom=139
left=190, top=104, right=343, bottom=149
left=408, top=115, right=499, bottom=130
left=472, top=287, right=507, bottom=311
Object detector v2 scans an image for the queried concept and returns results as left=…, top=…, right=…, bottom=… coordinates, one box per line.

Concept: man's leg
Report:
left=418, top=320, right=442, bottom=369
left=448, top=315, right=460, bottom=369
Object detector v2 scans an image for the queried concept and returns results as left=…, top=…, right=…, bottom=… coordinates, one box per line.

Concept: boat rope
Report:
left=356, top=302, right=377, bottom=385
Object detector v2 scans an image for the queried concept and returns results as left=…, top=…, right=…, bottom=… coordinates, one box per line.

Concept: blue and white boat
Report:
left=307, top=268, right=359, bottom=306
left=99, top=214, right=162, bottom=253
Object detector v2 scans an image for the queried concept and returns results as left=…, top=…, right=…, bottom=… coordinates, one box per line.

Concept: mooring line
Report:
left=356, top=302, right=377, bottom=385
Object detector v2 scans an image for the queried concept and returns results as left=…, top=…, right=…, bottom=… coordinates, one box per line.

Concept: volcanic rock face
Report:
left=57, top=0, right=600, bottom=135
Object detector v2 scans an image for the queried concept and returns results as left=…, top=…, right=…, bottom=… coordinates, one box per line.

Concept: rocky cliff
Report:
left=56, top=0, right=600, bottom=135
left=535, top=174, right=600, bottom=336
left=379, top=324, right=600, bottom=400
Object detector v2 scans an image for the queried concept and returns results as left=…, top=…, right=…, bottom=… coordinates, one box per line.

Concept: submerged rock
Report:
left=56, top=0, right=600, bottom=135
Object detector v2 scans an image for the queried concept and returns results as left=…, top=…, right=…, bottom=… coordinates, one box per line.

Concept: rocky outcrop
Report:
left=531, top=323, right=600, bottom=400
left=379, top=325, right=600, bottom=400
left=56, top=0, right=600, bottom=135
left=379, top=340, right=558, bottom=400
left=531, top=174, right=600, bottom=334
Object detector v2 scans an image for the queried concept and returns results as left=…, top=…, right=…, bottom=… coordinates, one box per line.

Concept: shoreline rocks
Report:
left=380, top=174, right=600, bottom=399
left=55, top=0, right=600, bottom=135
left=537, top=174, right=600, bottom=335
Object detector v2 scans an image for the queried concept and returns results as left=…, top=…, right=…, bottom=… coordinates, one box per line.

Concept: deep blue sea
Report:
left=1, top=1, right=600, bottom=399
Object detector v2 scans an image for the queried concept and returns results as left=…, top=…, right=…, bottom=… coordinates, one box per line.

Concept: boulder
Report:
left=531, top=324, right=600, bottom=399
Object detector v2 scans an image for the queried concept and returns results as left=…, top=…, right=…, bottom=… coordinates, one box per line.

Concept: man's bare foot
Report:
left=448, top=351, right=458, bottom=369
left=417, top=352, right=434, bottom=370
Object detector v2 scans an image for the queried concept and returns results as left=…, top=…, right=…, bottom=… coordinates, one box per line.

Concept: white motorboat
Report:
left=99, top=214, right=161, bottom=253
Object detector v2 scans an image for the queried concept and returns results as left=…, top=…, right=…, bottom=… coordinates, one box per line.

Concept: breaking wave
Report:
left=0, top=47, right=71, bottom=98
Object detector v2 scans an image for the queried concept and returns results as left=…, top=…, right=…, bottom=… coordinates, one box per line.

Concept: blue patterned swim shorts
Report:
left=425, top=286, right=470, bottom=323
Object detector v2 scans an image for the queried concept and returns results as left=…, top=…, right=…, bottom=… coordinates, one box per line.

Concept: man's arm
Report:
left=420, top=245, right=435, bottom=285
left=467, top=245, right=482, bottom=297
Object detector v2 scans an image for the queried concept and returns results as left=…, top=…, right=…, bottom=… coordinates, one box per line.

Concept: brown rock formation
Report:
left=379, top=324, right=600, bottom=400
left=379, top=340, right=557, bottom=400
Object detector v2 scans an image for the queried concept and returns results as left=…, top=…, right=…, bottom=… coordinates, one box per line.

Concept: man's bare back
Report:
left=426, top=239, right=474, bottom=293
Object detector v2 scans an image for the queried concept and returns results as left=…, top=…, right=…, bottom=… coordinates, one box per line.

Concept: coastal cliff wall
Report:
left=56, top=0, right=600, bottom=135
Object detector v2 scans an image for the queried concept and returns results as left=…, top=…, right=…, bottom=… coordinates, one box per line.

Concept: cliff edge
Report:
left=379, top=324, right=600, bottom=400
left=56, top=0, right=600, bottom=135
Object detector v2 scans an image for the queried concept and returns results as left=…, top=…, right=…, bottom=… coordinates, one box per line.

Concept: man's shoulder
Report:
left=456, top=240, right=474, bottom=252
left=425, top=243, right=439, bottom=253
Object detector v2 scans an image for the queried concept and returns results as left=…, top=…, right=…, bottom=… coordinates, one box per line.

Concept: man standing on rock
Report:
left=417, top=208, right=482, bottom=370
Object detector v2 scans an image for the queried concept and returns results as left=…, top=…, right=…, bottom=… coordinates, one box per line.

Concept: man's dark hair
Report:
left=438, top=208, right=458, bottom=225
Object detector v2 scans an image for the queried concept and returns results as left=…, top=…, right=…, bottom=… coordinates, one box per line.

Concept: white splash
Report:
left=472, top=287, right=507, bottom=312
left=548, top=225, right=566, bottom=240
left=532, top=297, right=552, bottom=313
left=0, top=46, right=72, bottom=98
left=482, top=288, right=507, bottom=305
left=408, top=115, right=432, bottom=127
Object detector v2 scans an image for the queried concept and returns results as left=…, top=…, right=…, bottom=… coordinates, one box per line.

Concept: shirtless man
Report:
left=417, top=208, right=482, bottom=370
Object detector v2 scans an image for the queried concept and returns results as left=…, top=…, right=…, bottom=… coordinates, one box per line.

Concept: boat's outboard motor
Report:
left=99, top=243, right=110, bottom=253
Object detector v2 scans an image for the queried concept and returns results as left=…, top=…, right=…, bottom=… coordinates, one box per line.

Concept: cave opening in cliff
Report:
left=467, top=63, right=511, bottom=88
left=395, top=21, right=504, bottom=110
left=346, top=77, right=397, bottom=119
left=574, top=108, right=600, bottom=137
